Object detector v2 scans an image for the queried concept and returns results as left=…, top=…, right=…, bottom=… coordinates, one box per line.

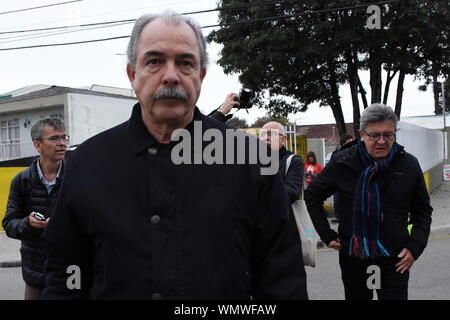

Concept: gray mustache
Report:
left=153, top=87, right=188, bottom=101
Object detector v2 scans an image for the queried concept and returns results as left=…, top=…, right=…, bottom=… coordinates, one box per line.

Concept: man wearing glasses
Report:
left=259, top=121, right=304, bottom=204
left=304, top=104, right=432, bottom=300
left=2, top=118, right=68, bottom=300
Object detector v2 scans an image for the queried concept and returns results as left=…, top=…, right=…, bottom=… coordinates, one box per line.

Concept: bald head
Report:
left=259, top=121, right=287, bottom=150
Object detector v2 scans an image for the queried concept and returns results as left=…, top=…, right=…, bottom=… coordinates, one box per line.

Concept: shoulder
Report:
left=331, top=143, right=358, bottom=162
left=9, top=166, right=32, bottom=192
left=396, top=145, right=421, bottom=170
left=73, top=122, right=127, bottom=156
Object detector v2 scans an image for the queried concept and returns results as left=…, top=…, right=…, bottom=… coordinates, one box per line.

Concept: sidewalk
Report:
left=0, top=231, right=21, bottom=268
left=1, top=182, right=449, bottom=267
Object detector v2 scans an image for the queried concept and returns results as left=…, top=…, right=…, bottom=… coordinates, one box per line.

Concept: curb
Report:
left=430, top=224, right=450, bottom=238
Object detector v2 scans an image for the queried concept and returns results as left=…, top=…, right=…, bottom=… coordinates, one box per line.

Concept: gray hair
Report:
left=126, top=11, right=209, bottom=70
left=31, top=118, right=65, bottom=141
left=360, top=103, right=398, bottom=132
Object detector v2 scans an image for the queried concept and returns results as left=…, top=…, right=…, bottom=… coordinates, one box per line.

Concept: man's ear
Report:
left=126, top=63, right=136, bottom=88
left=33, top=140, right=41, bottom=153
left=200, top=67, right=206, bottom=83
left=358, top=129, right=364, bottom=141
left=281, top=135, right=288, bottom=146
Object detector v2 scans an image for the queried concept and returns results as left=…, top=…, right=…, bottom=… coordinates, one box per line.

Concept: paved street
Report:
left=1, top=182, right=449, bottom=300
left=306, top=235, right=450, bottom=300
left=1, top=235, right=449, bottom=300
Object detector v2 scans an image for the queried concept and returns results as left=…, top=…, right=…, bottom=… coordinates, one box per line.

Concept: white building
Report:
left=0, top=85, right=137, bottom=161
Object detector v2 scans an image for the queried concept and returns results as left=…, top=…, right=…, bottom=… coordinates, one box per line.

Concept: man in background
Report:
left=259, top=121, right=303, bottom=203
left=2, top=118, right=67, bottom=299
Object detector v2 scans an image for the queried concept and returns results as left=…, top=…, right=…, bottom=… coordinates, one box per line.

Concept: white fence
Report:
left=397, top=121, right=444, bottom=173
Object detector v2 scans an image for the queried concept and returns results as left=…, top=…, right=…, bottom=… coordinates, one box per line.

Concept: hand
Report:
left=29, top=212, right=49, bottom=229
left=218, top=92, right=239, bottom=115
left=329, top=238, right=341, bottom=250
left=396, top=248, right=415, bottom=274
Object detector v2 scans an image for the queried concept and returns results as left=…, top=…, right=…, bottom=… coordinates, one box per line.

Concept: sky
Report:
left=0, top=0, right=443, bottom=127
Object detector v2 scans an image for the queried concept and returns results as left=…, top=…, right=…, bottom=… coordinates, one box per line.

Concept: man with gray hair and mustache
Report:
left=41, top=11, right=307, bottom=300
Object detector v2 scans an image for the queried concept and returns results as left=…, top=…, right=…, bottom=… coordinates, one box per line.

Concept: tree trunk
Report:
left=369, top=49, right=383, bottom=103
left=327, top=57, right=346, bottom=136
left=394, top=69, right=406, bottom=119
left=382, top=68, right=398, bottom=105
left=358, top=76, right=369, bottom=109
left=345, top=49, right=361, bottom=137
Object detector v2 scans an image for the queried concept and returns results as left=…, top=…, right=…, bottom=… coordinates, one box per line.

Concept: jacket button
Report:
left=150, top=215, right=160, bottom=224
left=152, top=293, right=163, bottom=300
left=147, top=147, right=157, bottom=155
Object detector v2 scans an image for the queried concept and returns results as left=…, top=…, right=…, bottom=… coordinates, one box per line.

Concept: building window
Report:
left=0, top=119, right=20, bottom=159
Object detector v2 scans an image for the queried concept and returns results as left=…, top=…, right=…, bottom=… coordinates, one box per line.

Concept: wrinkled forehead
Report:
left=364, top=120, right=396, bottom=132
left=138, top=18, right=200, bottom=53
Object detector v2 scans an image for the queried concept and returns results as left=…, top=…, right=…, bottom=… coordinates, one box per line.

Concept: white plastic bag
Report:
left=285, top=154, right=319, bottom=267
left=291, top=199, right=318, bottom=267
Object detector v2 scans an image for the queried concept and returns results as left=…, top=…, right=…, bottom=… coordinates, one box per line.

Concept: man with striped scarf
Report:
left=305, top=104, right=432, bottom=300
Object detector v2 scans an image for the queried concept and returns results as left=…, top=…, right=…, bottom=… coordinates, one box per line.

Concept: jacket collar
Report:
left=126, top=103, right=204, bottom=155
left=336, top=140, right=405, bottom=173
left=30, top=158, right=64, bottom=188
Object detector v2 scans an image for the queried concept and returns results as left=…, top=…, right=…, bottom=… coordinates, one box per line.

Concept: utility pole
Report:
left=441, top=81, right=447, bottom=163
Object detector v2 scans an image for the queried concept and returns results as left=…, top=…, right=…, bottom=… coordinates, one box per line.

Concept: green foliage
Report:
left=250, top=115, right=291, bottom=128
left=226, top=116, right=250, bottom=128
left=208, top=0, right=449, bottom=131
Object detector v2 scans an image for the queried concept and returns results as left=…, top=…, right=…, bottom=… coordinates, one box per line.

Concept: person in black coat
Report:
left=259, top=121, right=304, bottom=204
left=40, top=12, right=308, bottom=300
left=209, top=92, right=240, bottom=123
left=304, top=104, right=432, bottom=300
left=2, top=118, right=67, bottom=300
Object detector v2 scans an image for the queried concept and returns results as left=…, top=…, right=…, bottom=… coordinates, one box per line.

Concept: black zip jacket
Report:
left=279, top=146, right=304, bottom=204
left=304, top=143, right=432, bottom=260
left=2, top=159, right=63, bottom=287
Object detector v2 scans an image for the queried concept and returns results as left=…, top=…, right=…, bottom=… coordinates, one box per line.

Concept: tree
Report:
left=208, top=0, right=449, bottom=134
left=414, top=1, right=450, bottom=115
left=251, top=115, right=291, bottom=128
left=226, top=116, right=250, bottom=128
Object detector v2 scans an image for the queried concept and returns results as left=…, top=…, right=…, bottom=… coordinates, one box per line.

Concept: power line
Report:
left=0, top=21, right=131, bottom=44
left=0, top=0, right=83, bottom=16
left=0, top=19, right=135, bottom=36
left=0, top=35, right=130, bottom=51
left=0, top=0, right=316, bottom=35
left=0, top=0, right=401, bottom=52
left=0, top=0, right=398, bottom=35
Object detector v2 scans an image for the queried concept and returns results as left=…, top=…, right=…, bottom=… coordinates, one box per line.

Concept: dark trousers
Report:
left=24, top=284, right=42, bottom=300
left=339, top=250, right=409, bottom=300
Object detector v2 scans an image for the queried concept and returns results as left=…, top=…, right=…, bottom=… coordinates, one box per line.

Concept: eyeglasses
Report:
left=259, top=130, right=286, bottom=138
left=363, top=131, right=396, bottom=142
left=41, top=135, right=70, bottom=143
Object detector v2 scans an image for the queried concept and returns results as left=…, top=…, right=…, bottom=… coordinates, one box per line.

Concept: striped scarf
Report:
left=349, top=140, right=397, bottom=259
